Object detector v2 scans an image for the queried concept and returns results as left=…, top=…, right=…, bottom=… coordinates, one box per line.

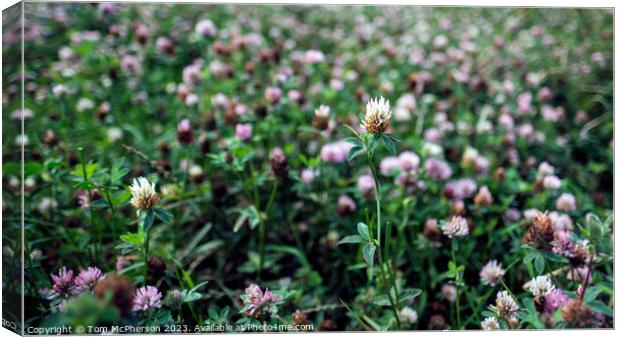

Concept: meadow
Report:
left=1, top=3, right=614, bottom=332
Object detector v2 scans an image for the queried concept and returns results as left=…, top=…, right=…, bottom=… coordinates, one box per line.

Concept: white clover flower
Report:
left=441, top=215, right=469, bottom=238
left=481, top=316, right=500, bottom=330
left=490, top=291, right=519, bottom=320
left=528, top=275, right=555, bottom=297
left=107, top=127, right=123, bottom=142
left=479, top=260, right=506, bottom=286
left=314, top=104, right=330, bottom=117
left=399, top=306, right=418, bottom=324
left=129, top=177, right=159, bottom=210
left=362, top=96, right=391, bottom=134
left=441, top=284, right=457, bottom=302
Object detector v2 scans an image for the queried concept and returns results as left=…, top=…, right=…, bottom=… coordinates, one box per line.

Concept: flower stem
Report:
left=144, top=225, right=150, bottom=286
left=367, top=151, right=401, bottom=330
left=451, top=240, right=461, bottom=329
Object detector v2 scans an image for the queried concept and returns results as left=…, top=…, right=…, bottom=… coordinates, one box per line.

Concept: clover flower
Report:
left=556, top=193, right=577, bottom=212
left=235, top=123, right=252, bottom=141
left=129, top=177, right=159, bottom=210
left=164, top=289, right=184, bottom=308
left=195, top=19, right=217, bottom=37
left=552, top=231, right=577, bottom=258
left=361, top=96, right=391, bottom=134
left=241, top=284, right=281, bottom=318
left=479, top=260, right=506, bottom=286
left=424, top=157, right=452, bottom=181
left=528, top=275, right=555, bottom=297
left=545, top=289, right=570, bottom=313
left=441, top=284, right=457, bottom=302
left=51, top=267, right=75, bottom=298
left=490, top=291, right=519, bottom=320
left=399, top=306, right=418, bottom=324
left=398, top=151, right=420, bottom=172
left=474, top=185, right=493, bottom=206
left=133, top=285, right=162, bottom=312
left=441, top=215, right=469, bottom=238
left=481, top=317, right=500, bottom=330
left=72, top=267, right=103, bottom=295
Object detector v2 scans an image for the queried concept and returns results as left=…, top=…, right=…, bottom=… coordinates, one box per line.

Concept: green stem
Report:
left=144, top=227, right=150, bottom=285
left=367, top=151, right=401, bottom=330
left=258, top=180, right=279, bottom=280
left=451, top=241, right=461, bottom=329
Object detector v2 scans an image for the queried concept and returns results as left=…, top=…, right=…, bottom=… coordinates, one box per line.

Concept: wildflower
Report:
left=76, top=97, right=94, bottom=112
left=398, top=151, right=420, bottom=172
left=524, top=211, right=555, bottom=250
left=241, top=283, right=281, bottom=318
left=361, top=96, right=391, bottom=134
left=424, top=157, right=452, bottom=181
left=177, top=118, right=194, bottom=145
left=155, top=37, right=174, bottom=55
left=93, top=274, right=134, bottom=316
left=441, top=215, right=469, bottom=238
left=528, top=276, right=555, bottom=297
left=429, top=314, right=447, bottom=330
left=423, top=218, right=441, bottom=242
left=320, top=141, right=353, bottom=163
left=562, top=300, right=596, bottom=328
left=292, top=310, right=310, bottom=325
left=163, top=289, right=183, bottom=308
left=481, top=317, right=499, bottom=330
left=556, top=193, right=577, bottom=212
left=107, top=127, right=123, bottom=142
left=545, top=289, right=570, bottom=313
left=129, top=177, right=159, bottom=210
left=399, top=306, right=418, bottom=324
left=265, top=86, right=282, bottom=104
left=474, top=185, right=493, bottom=206
left=567, top=266, right=592, bottom=284
left=304, top=49, right=325, bottom=64
left=380, top=156, right=400, bottom=175
left=300, top=168, right=318, bottom=184
left=51, top=267, right=75, bottom=298
left=357, top=174, right=375, bottom=198
left=195, top=19, right=217, bottom=37
left=552, top=231, right=576, bottom=258
left=312, top=105, right=331, bottom=131
left=133, top=285, right=162, bottom=312
left=37, top=197, right=58, bottom=214
left=337, top=195, right=356, bottom=216
left=72, top=267, right=103, bottom=294
left=490, top=291, right=519, bottom=320
left=235, top=123, right=252, bottom=141
left=269, top=148, right=289, bottom=180
left=441, top=284, right=457, bottom=302
left=479, top=260, right=506, bottom=286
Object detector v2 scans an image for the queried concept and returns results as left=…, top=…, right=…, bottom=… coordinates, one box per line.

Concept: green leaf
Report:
left=382, top=136, right=396, bottom=155
left=534, top=254, right=545, bottom=274
left=24, top=162, right=44, bottom=177
left=357, top=222, right=370, bottom=241
left=120, top=232, right=144, bottom=245
left=588, top=300, right=613, bottom=317
left=362, top=243, right=376, bottom=267
left=371, top=295, right=391, bottom=306
left=344, top=137, right=362, bottom=147
left=347, top=145, right=364, bottom=161
left=399, top=288, right=422, bottom=302
left=154, top=208, right=173, bottom=224
left=524, top=252, right=536, bottom=264
left=583, top=286, right=602, bottom=303
left=384, top=133, right=401, bottom=143
left=143, top=210, right=155, bottom=231
left=338, top=235, right=365, bottom=244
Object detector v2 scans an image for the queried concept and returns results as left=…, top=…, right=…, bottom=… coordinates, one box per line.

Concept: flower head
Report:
left=362, top=96, right=391, bottom=134
left=241, top=283, right=281, bottom=318
left=129, top=177, right=159, bottom=210
left=424, top=157, right=452, bottom=181
left=528, top=275, right=555, bottom=297
left=73, top=267, right=103, bottom=295
left=481, top=317, right=500, bottom=330
left=235, top=123, right=253, bottom=141
left=442, top=216, right=469, bottom=238
left=133, top=285, right=162, bottom=312
left=479, top=260, right=506, bottom=286
left=164, top=289, right=184, bottom=308
left=51, top=267, right=75, bottom=298
left=399, top=306, right=418, bottom=324
left=545, top=289, right=570, bottom=313
left=441, top=284, right=457, bottom=302
left=490, top=290, right=519, bottom=320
